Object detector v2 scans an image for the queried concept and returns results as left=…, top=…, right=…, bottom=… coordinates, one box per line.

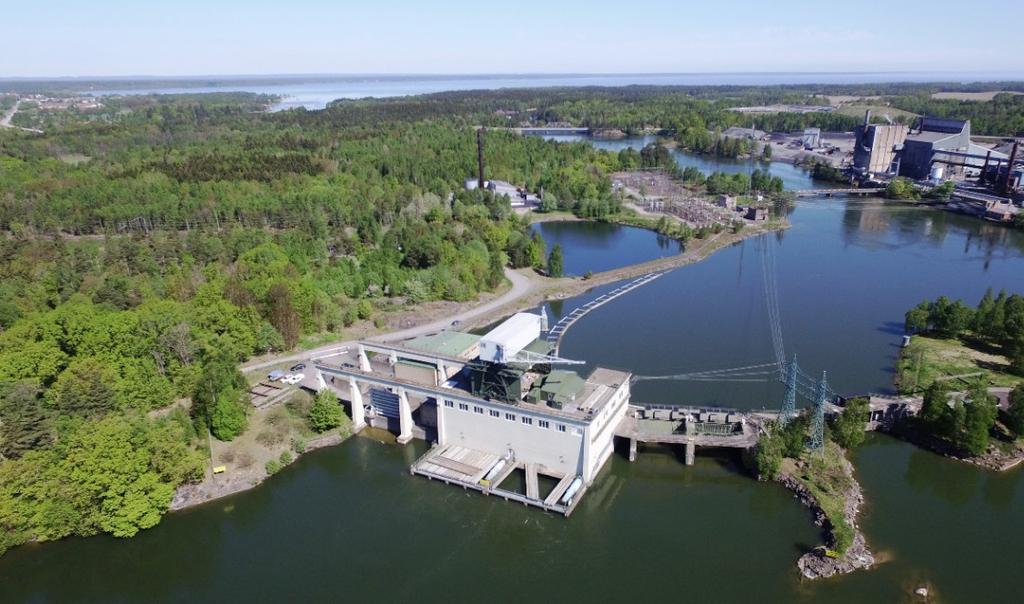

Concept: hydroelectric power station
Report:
left=309, top=250, right=920, bottom=515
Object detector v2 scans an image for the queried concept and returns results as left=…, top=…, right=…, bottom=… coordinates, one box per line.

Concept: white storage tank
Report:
left=478, top=312, right=543, bottom=364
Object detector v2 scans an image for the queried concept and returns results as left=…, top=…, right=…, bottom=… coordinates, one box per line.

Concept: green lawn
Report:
left=896, top=335, right=1024, bottom=394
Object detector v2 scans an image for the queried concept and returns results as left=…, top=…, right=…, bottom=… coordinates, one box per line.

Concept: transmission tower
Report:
left=779, top=355, right=798, bottom=426
left=809, top=371, right=828, bottom=453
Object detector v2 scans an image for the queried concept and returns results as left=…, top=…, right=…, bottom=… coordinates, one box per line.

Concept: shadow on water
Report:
left=877, top=321, right=906, bottom=337
left=904, top=447, right=978, bottom=507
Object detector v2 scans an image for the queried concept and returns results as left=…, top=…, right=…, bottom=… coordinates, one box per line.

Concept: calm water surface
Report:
left=529, top=220, right=680, bottom=276
left=2, top=152, right=1023, bottom=603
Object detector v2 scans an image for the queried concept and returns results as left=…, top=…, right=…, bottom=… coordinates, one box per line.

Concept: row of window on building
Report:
left=445, top=400, right=569, bottom=433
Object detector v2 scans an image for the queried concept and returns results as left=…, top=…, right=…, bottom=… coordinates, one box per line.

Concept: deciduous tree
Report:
left=547, top=244, right=564, bottom=278
left=308, top=390, right=343, bottom=433
left=830, top=397, right=869, bottom=449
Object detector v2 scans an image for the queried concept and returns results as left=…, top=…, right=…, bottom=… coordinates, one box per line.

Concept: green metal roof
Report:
left=523, top=338, right=555, bottom=356
left=533, top=370, right=585, bottom=404
left=404, top=330, right=481, bottom=357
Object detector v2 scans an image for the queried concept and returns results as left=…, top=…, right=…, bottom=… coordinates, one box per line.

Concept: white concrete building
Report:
left=311, top=313, right=633, bottom=512
left=434, top=366, right=630, bottom=483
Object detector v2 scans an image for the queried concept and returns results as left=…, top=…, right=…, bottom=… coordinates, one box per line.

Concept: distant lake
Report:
left=70, top=72, right=1018, bottom=110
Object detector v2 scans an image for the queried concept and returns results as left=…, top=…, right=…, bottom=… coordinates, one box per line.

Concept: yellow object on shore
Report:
left=213, top=465, right=227, bottom=474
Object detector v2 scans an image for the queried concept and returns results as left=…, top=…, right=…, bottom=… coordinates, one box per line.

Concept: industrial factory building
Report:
left=853, top=116, right=908, bottom=176
left=899, top=117, right=973, bottom=179
left=802, top=127, right=822, bottom=149
left=855, top=113, right=1011, bottom=182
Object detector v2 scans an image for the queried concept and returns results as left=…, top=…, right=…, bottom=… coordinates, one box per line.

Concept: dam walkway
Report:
left=547, top=272, right=662, bottom=351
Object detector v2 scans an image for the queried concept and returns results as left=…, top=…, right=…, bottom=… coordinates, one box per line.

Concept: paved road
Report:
left=240, top=268, right=536, bottom=373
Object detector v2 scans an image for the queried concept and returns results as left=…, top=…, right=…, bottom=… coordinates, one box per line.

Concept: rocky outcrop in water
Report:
left=777, top=454, right=875, bottom=580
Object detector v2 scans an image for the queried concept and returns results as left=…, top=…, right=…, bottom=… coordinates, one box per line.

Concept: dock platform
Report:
left=410, top=444, right=583, bottom=516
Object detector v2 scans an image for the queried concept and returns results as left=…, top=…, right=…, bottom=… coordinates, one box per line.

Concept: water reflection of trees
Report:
left=904, top=448, right=978, bottom=507
left=840, top=200, right=1024, bottom=261
left=981, top=470, right=1023, bottom=511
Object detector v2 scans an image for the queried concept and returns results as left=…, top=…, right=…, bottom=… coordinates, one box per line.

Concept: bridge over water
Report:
left=794, top=188, right=882, bottom=197
left=514, top=127, right=591, bottom=135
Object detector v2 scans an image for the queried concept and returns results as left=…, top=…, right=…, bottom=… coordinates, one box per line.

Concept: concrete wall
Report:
left=438, top=398, right=587, bottom=478
left=855, top=124, right=908, bottom=174
left=395, top=362, right=437, bottom=386
left=584, top=381, right=631, bottom=482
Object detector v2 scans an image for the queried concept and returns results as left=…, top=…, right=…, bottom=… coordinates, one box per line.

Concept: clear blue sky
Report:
left=1, top=0, right=1017, bottom=77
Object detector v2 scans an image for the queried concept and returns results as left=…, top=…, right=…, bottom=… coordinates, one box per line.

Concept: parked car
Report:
left=290, top=363, right=306, bottom=372
left=268, top=370, right=285, bottom=382
left=282, top=373, right=305, bottom=385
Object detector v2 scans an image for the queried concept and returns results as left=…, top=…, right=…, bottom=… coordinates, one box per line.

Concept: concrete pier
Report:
left=616, top=405, right=759, bottom=467
left=348, top=377, right=366, bottom=433
left=525, top=463, right=539, bottom=500
left=397, top=388, right=413, bottom=444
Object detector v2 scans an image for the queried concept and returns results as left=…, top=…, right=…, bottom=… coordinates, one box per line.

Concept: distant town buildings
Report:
left=17, top=94, right=103, bottom=112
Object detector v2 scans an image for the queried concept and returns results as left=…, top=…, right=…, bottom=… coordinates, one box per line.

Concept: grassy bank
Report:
left=896, top=335, right=1024, bottom=394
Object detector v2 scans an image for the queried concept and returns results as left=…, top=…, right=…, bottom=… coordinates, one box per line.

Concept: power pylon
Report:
left=779, top=355, right=798, bottom=426
left=809, top=371, right=828, bottom=453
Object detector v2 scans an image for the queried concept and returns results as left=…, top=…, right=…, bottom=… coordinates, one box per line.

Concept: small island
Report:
left=751, top=397, right=875, bottom=579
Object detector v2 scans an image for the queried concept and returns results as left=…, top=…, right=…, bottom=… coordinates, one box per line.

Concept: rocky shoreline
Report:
left=777, top=454, right=875, bottom=580
left=885, top=423, right=1024, bottom=472
left=169, top=432, right=346, bottom=511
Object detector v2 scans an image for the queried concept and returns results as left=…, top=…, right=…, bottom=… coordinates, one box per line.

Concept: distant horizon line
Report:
left=3, top=70, right=1024, bottom=82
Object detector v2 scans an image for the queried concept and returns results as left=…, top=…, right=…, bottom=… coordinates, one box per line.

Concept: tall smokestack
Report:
left=1004, top=140, right=1019, bottom=193
left=477, top=128, right=486, bottom=189
left=864, top=109, right=872, bottom=127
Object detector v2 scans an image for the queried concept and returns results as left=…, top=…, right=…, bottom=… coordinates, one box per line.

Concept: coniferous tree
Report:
left=547, top=244, right=564, bottom=278
left=0, top=383, right=51, bottom=458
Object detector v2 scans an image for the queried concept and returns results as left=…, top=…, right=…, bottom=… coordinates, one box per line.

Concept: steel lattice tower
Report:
left=779, top=355, right=798, bottom=426
left=809, top=371, right=828, bottom=452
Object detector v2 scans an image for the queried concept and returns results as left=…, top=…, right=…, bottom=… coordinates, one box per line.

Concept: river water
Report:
left=2, top=147, right=1023, bottom=603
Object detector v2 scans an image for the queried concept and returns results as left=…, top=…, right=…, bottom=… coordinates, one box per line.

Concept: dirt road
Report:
left=0, top=100, right=19, bottom=127
left=0, top=99, right=44, bottom=134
